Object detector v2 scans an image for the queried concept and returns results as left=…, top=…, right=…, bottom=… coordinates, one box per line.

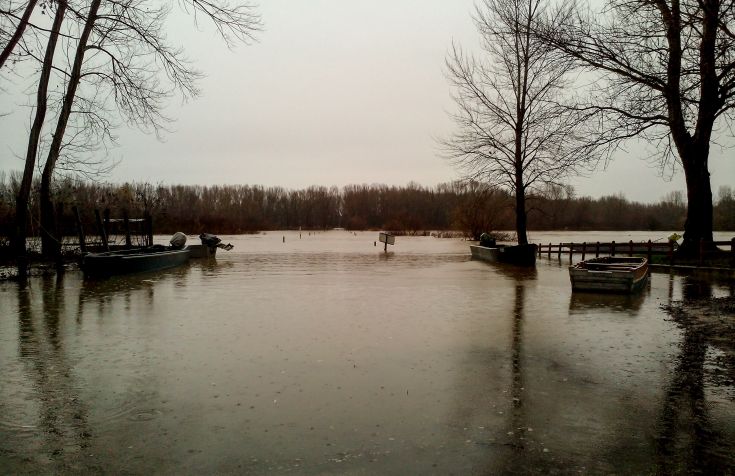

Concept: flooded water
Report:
left=1, top=230, right=733, bottom=474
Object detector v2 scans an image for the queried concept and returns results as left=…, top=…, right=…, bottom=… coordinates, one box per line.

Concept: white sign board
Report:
left=379, top=233, right=395, bottom=245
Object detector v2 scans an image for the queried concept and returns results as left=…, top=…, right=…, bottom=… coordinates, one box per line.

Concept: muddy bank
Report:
left=664, top=296, right=735, bottom=389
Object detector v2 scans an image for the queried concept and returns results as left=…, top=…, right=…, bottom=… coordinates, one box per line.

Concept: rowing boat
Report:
left=569, top=256, right=649, bottom=293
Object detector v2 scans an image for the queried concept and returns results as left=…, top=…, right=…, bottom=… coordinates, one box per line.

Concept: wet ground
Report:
left=0, top=231, right=733, bottom=474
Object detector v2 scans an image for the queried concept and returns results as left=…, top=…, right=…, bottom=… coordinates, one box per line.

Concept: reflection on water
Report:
left=0, top=231, right=733, bottom=474
left=569, top=290, right=648, bottom=314
left=9, top=276, right=92, bottom=472
left=656, top=276, right=735, bottom=474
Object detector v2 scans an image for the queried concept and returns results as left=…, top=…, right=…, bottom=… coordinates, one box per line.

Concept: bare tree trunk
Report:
left=0, top=0, right=38, bottom=70
left=515, top=180, right=528, bottom=245
left=680, top=149, right=714, bottom=255
left=13, top=0, right=67, bottom=275
left=40, top=0, right=101, bottom=257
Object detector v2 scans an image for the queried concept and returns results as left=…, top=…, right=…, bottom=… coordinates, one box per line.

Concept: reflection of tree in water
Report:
left=16, top=275, right=92, bottom=470
left=658, top=275, right=735, bottom=474
left=486, top=271, right=536, bottom=473
left=508, top=283, right=526, bottom=451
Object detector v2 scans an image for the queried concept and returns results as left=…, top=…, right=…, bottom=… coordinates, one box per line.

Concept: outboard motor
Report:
left=199, top=233, right=221, bottom=248
left=199, top=233, right=234, bottom=252
left=479, top=233, right=496, bottom=248
left=170, top=232, right=187, bottom=249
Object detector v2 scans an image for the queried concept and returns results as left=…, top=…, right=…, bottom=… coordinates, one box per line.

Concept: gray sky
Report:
left=1, top=0, right=733, bottom=202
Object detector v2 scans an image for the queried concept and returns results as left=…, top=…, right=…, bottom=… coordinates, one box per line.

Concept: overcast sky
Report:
left=1, top=0, right=733, bottom=202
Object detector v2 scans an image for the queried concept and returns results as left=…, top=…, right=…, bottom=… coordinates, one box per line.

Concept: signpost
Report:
left=378, top=232, right=395, bottom=252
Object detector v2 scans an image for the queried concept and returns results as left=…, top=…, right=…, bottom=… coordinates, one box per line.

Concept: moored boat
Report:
left=470, top=243, right=537, bottom=266
left=569, top=256, right=649, bottom=293
left=82, top=246, right=191, bottom=276
left=82, top=232, right=192, bottom=277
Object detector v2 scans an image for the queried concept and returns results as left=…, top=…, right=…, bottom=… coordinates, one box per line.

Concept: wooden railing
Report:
left=536, top=238, right=735, bottom=266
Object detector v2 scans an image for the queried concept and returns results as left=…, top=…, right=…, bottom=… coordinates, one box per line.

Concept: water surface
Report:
left=1, top=231, right=733, bottom=474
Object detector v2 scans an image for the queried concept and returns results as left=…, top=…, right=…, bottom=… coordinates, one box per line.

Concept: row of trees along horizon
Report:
left=2, top=0, right=735, bottom=271
left=1, top=176, right=733, bottom=238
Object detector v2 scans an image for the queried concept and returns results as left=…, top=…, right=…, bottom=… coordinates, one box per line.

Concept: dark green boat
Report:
left=82, top=246, right=191, bottom=277
left=470, top=243, right=537, bottom=266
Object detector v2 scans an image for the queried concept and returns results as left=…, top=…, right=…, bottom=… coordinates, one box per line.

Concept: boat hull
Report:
left=187, top=244, right=217, bottom=259
left=82, top=247, right=191, bottom=277
left=470, top=244, right=537, bottom=266
left=569, top=257, right=649, bottom=293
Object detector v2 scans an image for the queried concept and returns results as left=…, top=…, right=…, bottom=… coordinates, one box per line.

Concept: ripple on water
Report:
left=0, top=419, right=40, bottom=437
left=92, top=392, right=162, bottom=427
left=127, top=409, right=163, bottom=422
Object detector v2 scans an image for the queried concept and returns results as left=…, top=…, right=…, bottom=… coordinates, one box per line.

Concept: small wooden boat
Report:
left=569, top=256, right=649, bottom=293
left=470, top=243, right=537, bottom=266
left=82, top=245, right=191, bottom=277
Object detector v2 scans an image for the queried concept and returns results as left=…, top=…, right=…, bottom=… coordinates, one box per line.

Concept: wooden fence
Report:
left=537, top=238, right=735, bottom=265
left=67, top=207, right=153, bottom=253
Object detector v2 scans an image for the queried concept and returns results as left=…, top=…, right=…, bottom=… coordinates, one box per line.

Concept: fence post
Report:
left=581, top=242, right=586, bottom=261
left=611, top=241, right=616, bottom=257
left=145, top=212, right=153, bottom=247
left=72, top=206, right=86, bottom=254
left=94, top=209, right=109, bottom=252
left=103, top=208, right=110, bottom=237
left=569, top=242, right=574, bottom=263
left=123, top=209, right=132, bottom=248
left=669, top=240, right=674, bottom=266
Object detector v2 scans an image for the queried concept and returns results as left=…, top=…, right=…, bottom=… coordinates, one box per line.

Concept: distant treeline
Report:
left=0, top=174, right=733, bottom=239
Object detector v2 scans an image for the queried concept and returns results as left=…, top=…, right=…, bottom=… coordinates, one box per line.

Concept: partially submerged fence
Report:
left=69, top=207, right=153, bottom=253
left=0, top=207, right=154, bottom=257
left=537, top=238, right=735, bottom=265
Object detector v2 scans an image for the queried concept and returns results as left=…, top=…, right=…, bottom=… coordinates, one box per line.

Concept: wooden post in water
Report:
left=548, top=243, right=552, bottom=258
left=557, top=242, right=562, bottom=260
left=569, top=242, right=574, bottom=263
left=94, top=209, right=110, bottom=252
left=581, top=242, right=586, bottom=261
left=122, top=209, right=132, bottom=248
left=103, top=208, right=110, bottom=239
left=647, top=240, right=652, bottom=262
left=611, top=241, right=616, bottom=257
left=595, top=242, right=600, bottom=258
left=72, top=206, right=86, bottom=254
left=629, top=240, right=634, bottom=257
left=730, top=237, right=735, bottom=266
left=668, top=240, right=674, bottom=265
left=145, top=213, right=153, bottom=247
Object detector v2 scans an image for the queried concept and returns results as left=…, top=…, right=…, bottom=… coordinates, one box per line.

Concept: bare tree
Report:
left=444, top=0, right=594, bottom=246
left=0, top=0, right=38, bottom=70
left=35, top=0, right=260, bottom=256
left=538, top=0, right=734, bottom=254
left=12, top=0, right=66, bottom=271
left=450, top=180, right=511, bottom=239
